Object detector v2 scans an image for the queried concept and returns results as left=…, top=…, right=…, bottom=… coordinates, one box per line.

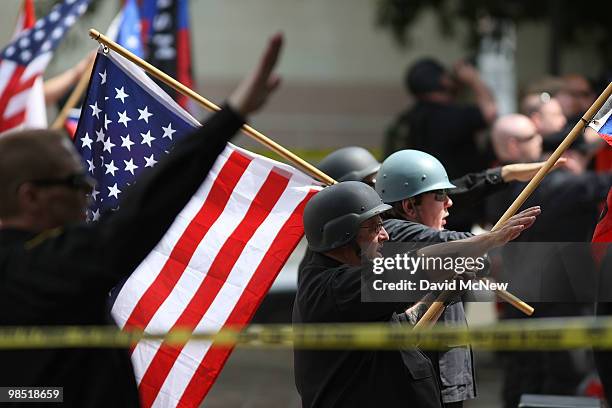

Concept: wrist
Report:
left=500, top=166, right=511, bottom=182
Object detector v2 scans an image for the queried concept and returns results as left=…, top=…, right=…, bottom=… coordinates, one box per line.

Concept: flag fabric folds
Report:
left=64, top=107, right=81, bottom=139
left=140, top=0, right=195, bottom=110
left=10, top=0, right=47, bottom=131
left=0, top=0, right=91, bottom=133
left=589, top=95, right=612, bottom=147
left=593, top=188, right=612, bottom=243
left=106, top=0, right=145, bottom=58
left=74, top=49, right=318, bottom=407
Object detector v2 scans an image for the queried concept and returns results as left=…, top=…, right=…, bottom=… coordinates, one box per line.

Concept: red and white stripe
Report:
left=111, top=143, right=318, bottom=407
left=0, top=0, right=47, bottom=133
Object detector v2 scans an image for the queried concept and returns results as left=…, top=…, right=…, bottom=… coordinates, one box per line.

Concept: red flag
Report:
left=593, top=187, right=612, bottom=243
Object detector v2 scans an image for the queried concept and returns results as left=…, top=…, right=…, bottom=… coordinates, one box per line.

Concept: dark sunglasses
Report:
left=28, top=173, right=96, bottom=194
left=430, top=189, right=449, bottom=202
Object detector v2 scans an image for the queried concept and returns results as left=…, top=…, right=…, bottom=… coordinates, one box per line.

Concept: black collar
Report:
left=0, top=228, right=36, bottom=244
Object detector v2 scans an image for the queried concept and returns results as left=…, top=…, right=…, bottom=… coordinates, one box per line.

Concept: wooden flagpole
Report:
left=88, top=29, right=336, bottom=186
left=50, top=60, right=95, bottom=130
left=89, top=27, right=535, bottom=323
left=415, top=81, right=612, bottom=330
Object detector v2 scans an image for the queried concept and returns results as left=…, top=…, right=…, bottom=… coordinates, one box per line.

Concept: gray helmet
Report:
left=303, top=181, right=391, bottom=252
left=317, top=147, right=380, bottom=182
left=375, top=149, right=456, bottom=203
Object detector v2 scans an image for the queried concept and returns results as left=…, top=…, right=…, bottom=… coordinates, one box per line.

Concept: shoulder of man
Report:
left=383, top=217, right=472, bottom=243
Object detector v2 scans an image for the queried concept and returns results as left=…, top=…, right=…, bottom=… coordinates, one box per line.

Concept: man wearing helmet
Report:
left=317, top=146, right=381, bottom=187
left=375, top=149, right=486, bottom=408
left=384, top=57, right=497, bottom=231
left=293, top=180, right=540, bottom=407
left=315, top=145, right=555, bottom=230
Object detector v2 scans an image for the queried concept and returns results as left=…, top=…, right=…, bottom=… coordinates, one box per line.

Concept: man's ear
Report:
left=401, top=199, right=418, bottom=221
left=15, top=183, right=41, bottom=214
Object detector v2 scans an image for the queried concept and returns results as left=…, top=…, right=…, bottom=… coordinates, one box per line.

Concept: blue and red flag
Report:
left=139, top=0, right=195, bottom=110
left=590, top=96, right=612, bottom=147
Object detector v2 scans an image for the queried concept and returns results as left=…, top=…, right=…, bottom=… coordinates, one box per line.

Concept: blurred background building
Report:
left=0, top=0, right=608, bottom=160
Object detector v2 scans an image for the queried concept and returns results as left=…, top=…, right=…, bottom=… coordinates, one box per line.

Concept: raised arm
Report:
left=100, top=34, right=284, bottom=279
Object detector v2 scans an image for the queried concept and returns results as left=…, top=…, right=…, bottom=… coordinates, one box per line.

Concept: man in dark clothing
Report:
left=293, top=181, right=540, bottom=407
left=0, top=34, right=283, bottom=407
left=487, top=113, right=612, bottom=408
left=376, top=149, right=544, bottom=408
left=384, top=58, right=497, bottom=179
left=384, top=58, right=497, bottom=231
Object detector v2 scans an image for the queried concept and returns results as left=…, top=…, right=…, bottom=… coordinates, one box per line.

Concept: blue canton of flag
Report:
left=73, top=49, right=199, bottom=221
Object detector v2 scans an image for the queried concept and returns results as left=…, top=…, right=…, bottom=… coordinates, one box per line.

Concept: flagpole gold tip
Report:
left=89, top=29, right=101, bottom=40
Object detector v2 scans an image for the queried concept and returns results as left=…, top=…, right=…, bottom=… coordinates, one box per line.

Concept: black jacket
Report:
left=486, top=168, right=612, bottom=313
left=0, top=107, right=244, bottom=406
left=447, top=167, right=506, bottom=231
left=382, top=218, right=475, bottom=403
left=293, top=251, right=442, bottom=408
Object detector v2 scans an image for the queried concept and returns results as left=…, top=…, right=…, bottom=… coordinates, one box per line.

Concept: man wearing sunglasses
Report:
left=488, top=113, right=612, bottom=408
left=0, top=34, right=283, bottom=407
left=376, top=149, right=480, bottom=408
left=294, top=180, right=540, bottom=407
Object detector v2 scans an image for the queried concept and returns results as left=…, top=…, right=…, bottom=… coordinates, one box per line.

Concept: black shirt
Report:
left=485, top=168, right=612, bottom=314
left=447, top=167, right=506, bottom=231
left=0, top=107, right=244, bottom=406
left=385, top=101, right=490, bottom=180
left=292, top=251, right=442, bottom=408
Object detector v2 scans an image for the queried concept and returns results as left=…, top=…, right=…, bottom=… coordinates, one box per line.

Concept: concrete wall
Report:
left=0, top=0, right=604, bottom=156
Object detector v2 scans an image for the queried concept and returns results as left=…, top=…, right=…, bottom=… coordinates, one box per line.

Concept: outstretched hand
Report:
left=492, top=206, right=541, bottom=245
left=228, top=33, right=283, bottom=117
left=500, top=158, right=567, bottom=182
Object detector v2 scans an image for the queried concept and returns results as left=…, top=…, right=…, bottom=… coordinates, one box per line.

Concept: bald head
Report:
left=0, top=129, right=79, bottom=218
left=491, top=114, right=542, bottom=163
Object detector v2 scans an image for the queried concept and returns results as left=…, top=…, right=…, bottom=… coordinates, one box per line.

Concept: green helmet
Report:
left=317, top=147, right=380, bottom=182
left=375, top=149, right=456, bottom=203
left=303, top=181, right=391, bottom=252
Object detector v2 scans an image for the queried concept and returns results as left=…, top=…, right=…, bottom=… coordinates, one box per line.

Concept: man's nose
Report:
left=379, top=226, right=389, bottom=242
left=445, top=196, right=453, bottom=208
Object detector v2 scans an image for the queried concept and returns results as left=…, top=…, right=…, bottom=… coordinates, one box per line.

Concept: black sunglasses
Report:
left=28, top=173, right=96, bottom=194
left=430, top=189, right=449, bottom=202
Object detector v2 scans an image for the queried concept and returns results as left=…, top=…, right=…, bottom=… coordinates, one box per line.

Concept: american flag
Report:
left=0, top=0, right=91, bottom=133
left=74, top=49, right=318, bottom=407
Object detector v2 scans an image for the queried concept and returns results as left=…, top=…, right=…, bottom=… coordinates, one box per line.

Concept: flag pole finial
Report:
left=89, top=28, right=101, bottom=41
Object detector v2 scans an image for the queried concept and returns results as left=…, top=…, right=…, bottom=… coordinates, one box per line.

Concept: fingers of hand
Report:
left=257, top=33, right=283, bottom=82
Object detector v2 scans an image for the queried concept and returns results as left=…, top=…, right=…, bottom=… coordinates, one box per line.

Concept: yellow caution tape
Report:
left=1, top=317, right=612, bottom=350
